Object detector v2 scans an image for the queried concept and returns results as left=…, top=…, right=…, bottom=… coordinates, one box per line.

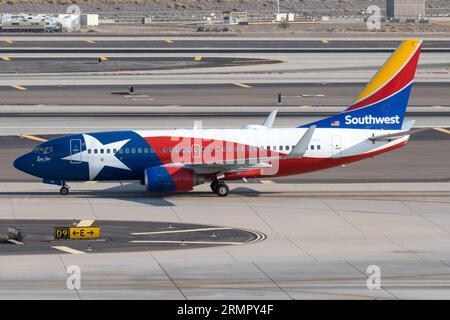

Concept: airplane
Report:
left=14, top=39, right=424, bottom=197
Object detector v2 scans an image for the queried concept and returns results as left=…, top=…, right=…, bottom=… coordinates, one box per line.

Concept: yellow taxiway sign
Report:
left=54, top=226, right=101, bottom=240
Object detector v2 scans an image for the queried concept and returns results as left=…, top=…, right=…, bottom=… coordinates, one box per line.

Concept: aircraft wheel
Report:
left=60, top=186, right=69, bottom=195
left=215, top=183, right=229, bottom=197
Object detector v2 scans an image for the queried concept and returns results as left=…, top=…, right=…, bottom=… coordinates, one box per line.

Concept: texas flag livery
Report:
left=14, top=40, right=423, bottom=197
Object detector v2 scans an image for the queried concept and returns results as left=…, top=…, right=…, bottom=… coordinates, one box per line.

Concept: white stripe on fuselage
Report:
left=134, top=127, right=407, bottom=159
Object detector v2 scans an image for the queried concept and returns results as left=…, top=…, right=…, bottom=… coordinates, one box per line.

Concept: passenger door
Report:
left=69, top=139, right=82, bottom=164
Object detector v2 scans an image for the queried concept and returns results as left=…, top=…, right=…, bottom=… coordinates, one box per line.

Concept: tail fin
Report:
left=300, top=39, right=423, bottom=130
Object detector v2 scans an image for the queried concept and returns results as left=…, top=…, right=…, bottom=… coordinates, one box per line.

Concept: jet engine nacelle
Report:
left=144, top=166, right=203, bottom=192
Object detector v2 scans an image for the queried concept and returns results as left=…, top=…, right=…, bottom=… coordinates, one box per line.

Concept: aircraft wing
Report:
left=171, top=125, right=316, bottom=176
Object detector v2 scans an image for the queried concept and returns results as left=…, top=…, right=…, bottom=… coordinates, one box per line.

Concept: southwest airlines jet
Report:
left=14, top=40, right=423, bottom=197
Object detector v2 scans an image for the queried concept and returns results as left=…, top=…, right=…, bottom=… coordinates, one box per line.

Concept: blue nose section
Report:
left=14, top=153, right=31, bottom=173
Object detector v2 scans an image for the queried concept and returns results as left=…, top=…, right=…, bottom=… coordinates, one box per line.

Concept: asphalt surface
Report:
left=0, top=83, right=448, bottom=108
left=0, top=57, right=278, bottom=74
left=1, top=181, right=450, bottom=299
left=0, top=219, right=262, bottom=255
left=1, top=39, right=450, bottom=53
left=2, top=129, right=449, bottom=183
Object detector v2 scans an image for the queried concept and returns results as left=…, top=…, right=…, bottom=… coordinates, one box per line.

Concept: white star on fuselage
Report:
left=62, top=134, right=131, bottom=180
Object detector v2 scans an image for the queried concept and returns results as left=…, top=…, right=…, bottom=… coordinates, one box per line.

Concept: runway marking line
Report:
left=122, top=94, right=149, bottom=98
left=11, top=85, right=27, bottom=91
left=85, top=39, right=96, bottom=44
left=1, top=56, right=11, bottom=61
left=321, top=39, right=329, bottom=44
left=4, top=40, right=15, bottom=44
left=19, top=134, right=48, bottom=142
left=434, top=127, right=450, bottom=135
left=7, top=239, right=24, bottom=245
left=77, top=220, right=95, bottom=227
left=259, top=180, right=275, bottom=184
left=165, top=39, right=174, bottom=44
left=233, top=83, right=252, bottom=89
left=131, top=227, right=232, bottom=236
left=51, top=246, right=86, bottom=255
left=131, top=98, right=155, bottom=101
left=130, top=240, right=243, bottom=245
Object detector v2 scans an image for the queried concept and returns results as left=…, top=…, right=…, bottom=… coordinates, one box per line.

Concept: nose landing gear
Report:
left=59, top=185, right=70, bottom=195
left=210, top=180, right=229, bottom=197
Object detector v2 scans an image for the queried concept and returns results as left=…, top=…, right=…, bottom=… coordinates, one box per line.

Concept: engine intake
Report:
left=145, top=166, right=203, bottom=192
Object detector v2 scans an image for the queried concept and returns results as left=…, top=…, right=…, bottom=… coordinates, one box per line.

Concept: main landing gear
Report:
left=210, top=180, right=229, bottom=197
left=59, top=185, right=70, bottom=195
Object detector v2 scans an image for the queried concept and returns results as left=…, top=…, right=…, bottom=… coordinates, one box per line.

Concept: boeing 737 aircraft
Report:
left=14, top=39, right=423, bottom=196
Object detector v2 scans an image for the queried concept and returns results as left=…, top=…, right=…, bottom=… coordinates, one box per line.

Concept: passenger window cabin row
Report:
left=86, top=144, right=322, bottom=155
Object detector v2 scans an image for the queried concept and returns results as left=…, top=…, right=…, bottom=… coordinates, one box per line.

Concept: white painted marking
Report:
left=122, top=95, right=149, bottom=98
left=131, top=98, right=155, bottom=101
left=131, top=227, right=232, bottom=236
left=7, top=239, right=24, bottom=245
left=259, top=180, right=275, bottom=184
left=130, top=240, right=243, bottom=245
left=77, top=219, right=95, bottom=227
left=51, top=246, right=86, bottom=255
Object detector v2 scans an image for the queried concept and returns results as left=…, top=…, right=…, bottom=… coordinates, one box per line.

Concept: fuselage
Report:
left=13, top=127, right=409, bottom=183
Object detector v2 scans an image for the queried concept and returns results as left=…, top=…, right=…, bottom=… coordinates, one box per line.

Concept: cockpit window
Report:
left=33, top=146, right=53, bottom=154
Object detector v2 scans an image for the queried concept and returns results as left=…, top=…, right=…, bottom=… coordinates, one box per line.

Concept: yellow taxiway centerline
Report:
left=11, top=85, right=27, bottom=91
left=434, top=127, right=450, bottom=135
left=20, top=134, right=48, bottom=142
left=233, top=83, right=252, bottom=89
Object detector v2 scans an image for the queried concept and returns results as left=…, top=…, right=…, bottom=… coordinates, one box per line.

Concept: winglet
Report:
left=285, top=125, right=316, bottom=158
left=262, top=109, right=278, bottom=128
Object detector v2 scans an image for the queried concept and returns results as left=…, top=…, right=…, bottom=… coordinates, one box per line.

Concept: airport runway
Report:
left=1, top=38, right=450, bottom=53
left=0, top=181, right=450, bottom=299
left=0, top=57, right=279, bottom=74
left=0, top=51, right=448, bottom=86
left=0, top=83, right=448, bottom=108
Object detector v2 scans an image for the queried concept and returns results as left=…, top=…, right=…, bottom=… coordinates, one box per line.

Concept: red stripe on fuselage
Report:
left=143, top=136, right=280, bottom=165
left=143, top=136, right=407, bottom=181
left=225, top=138, right=408, bottom=180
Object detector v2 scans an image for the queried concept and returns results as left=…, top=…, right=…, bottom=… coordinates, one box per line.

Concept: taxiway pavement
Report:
left=0, top=182, right=449, bottom=299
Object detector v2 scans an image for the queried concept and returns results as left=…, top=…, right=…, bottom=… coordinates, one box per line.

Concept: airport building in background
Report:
left=0, top=13, right=98, bottom=32
left=386, top=0, right=426, bottom=21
